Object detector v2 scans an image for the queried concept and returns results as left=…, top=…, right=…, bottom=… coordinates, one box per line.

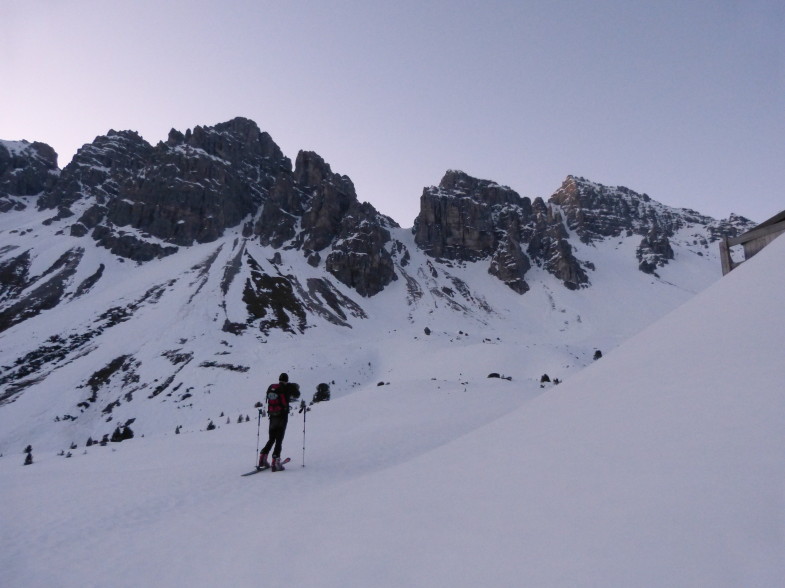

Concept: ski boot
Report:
left=272, top=456, right=285, bottom=472
left=258, top=453, right=270, bottom=471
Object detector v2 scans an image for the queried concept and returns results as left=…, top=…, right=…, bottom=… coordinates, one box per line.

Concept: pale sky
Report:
left=2, top=0, right=783, bottom=226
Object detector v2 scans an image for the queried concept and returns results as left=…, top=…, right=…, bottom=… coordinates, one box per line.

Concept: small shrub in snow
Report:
left=206, top=420, right=216, bottom=431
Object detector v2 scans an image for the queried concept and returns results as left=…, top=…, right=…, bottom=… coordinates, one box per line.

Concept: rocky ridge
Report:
left=2, top=120, right=754, bottom=298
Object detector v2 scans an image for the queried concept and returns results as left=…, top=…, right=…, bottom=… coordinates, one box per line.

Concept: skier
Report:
left=258, top=372, right=299, bottom=471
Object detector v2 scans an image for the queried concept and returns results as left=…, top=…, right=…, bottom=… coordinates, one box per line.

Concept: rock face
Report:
left=253, top=149, right=398, bottom=296
left=11, top=118, right=396, bottom=296
left=636, top=225, right=675, bottom=274
left=40, top=119, right=292, bottom=259
left=526, top=197, right=589, bottom=290
left=549, top=176, right=680, bottom=243
left=0, top=141, right=59, bottom=211
left=549, top=175, right=753, bottom=275
left=414, top=170, right=588, bottom=291
left=413, top=170, right=521, bottom=260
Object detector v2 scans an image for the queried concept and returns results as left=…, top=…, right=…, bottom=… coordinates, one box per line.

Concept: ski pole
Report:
left=255, top=409, right=262, bottom=468
left=299, top=400, right=307, bottom=467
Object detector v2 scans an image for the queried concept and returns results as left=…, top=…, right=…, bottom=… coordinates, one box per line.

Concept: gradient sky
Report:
left=3, top=0, right=783, bottom=226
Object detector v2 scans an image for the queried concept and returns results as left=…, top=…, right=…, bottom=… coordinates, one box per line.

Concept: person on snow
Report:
left=258, top=372, right=299, bottom=471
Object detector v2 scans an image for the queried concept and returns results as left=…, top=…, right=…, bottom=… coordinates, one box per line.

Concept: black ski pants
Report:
left=261, top=414, right=288, bottom=458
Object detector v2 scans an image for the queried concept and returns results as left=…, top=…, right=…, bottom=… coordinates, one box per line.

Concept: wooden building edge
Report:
left=720, top=210, right=785, bottom=275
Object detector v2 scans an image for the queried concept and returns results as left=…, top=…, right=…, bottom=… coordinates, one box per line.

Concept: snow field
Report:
left=2, top=236, right=784, bottom=587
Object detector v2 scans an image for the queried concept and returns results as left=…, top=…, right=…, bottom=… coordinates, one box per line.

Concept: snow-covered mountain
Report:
left=1, top=182, right=781, bottom=587
left=0, top=118, right=754, bottom=456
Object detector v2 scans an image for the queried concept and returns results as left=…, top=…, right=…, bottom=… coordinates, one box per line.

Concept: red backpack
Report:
left=266, top=384, right=289, bottom=415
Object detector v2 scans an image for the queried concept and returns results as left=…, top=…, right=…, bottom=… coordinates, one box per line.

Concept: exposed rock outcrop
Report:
left=414, top=170, right=588, bottom=292
left=297, top=150, right=362, bottom=253
left=547, top=175, right=749, bottom=275
left=549, top=175, right=712, bottom=244
left=22, top=119, right=397, bottom=295
left=637, top=225, right=675, bottom=274
left=253, top=149, right=399, bottom=296
left=325, top=207, right=397, bottom=297
left=0, top=140, right=59, bottom=211
left=526, top=198, right=589, bottom=290
left=413, top=170, right=520, bottom=261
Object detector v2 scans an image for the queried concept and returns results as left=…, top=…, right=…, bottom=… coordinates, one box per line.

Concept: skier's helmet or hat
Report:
left=279, top=372, right=289, bottom=383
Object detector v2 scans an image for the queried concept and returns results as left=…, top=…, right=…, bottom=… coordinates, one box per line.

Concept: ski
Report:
left=241, top=457, right=290, bottom=477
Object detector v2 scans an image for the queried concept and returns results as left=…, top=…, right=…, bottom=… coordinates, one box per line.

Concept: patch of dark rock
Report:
left=221, top=244, right=245, bottom=295
left=102, top=399, right=121, bottom=414
left=0, top=250, right=31, bottom=302
left=199, top=361, right=249, bottom=373
left=222, top=320, right=247, bottom=334
left=148, top=374, right=177, bottom=399
left=243, top=254, right=307, bottom=334
left=73, top=263, right=105, bottom=298
left=162, top=350, right=194, bottom=365
left=84, top=355, right=131, bottom=400
left=0, top=248, right=83, bottom=333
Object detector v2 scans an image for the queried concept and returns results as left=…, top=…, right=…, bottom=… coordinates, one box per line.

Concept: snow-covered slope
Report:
left=0, top=209, right=726, bottom=454
left=1, top=230, right=782, bottom=587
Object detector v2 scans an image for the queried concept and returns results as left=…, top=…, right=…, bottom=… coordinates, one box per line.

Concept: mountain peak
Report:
left=435, top=170, right=521, bottom=207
